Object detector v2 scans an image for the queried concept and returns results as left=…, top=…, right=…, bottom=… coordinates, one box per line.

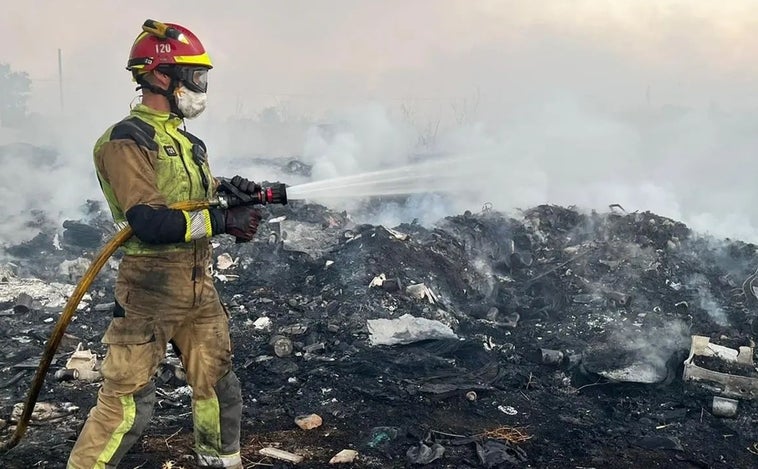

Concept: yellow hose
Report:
left=0, top=200, right=211, bottom=452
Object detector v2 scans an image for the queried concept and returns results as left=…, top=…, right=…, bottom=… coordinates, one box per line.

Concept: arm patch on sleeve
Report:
left=110, top=117, right=159, bottom=152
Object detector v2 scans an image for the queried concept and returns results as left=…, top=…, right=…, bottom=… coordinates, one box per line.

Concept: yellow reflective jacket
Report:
left=93, top=104, right=216, bottom=255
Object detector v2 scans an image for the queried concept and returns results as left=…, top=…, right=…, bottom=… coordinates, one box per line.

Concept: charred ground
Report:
left=1, top=199, right=758, bottom=468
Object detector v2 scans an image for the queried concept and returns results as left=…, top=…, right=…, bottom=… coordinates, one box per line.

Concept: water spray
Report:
left=285, top=155, right=481, bottom=200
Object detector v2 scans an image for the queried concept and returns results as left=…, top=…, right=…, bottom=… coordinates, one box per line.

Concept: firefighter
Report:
left=67, top=19, right=256, bottom=468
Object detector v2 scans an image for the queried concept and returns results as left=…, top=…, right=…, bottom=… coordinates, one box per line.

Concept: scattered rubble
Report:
left=407, top=440, right=445, bottom=465
left=259, top=446, right=304, bottom=464
left=0, top=273, right=88, bottom=311
left=405, top=282, right=439, bottom=304
left=216, top=252, right=237, bottom=270
left=711, top=396, right=739, bottom=417
left=270, top=335, right=294, bottom=357
left=11, top=293, right=32, bottom=314
left=366, top=313, right=458, bottom=345
left=62, top=343, right=102, bottom=383
left=295, top=413, right=323, bottom=430
left=252, top=316, right=272, bottom=331
left=683, top=335, right=758, bottom=400
left=10, top=402, right=79, bottom=424
left=3, top=200, right=758, bottom=467
left=329, top=448, right=358, bottom=464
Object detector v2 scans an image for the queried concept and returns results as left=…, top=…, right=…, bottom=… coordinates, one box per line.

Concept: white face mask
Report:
left=175, top=86, right=207, bottom=119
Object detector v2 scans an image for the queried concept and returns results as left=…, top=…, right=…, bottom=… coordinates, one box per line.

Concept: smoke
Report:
left=303, top=103, right=417, bottom=180
left=685, top=273, right=730, bottom=327
left=0, top=117, right=103, bottom=247
left=290, top=98, right=758, bottom=246
left=4, top=1, right=758, bottom=246
left=605, top=319, right=691, bottom=374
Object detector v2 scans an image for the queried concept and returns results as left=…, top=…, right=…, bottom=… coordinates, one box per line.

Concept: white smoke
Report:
left=289, top=99, right=758, bottom=247
left=685, top=273, right=730, bottom=327
left=4, top=2, right=758, bottom=247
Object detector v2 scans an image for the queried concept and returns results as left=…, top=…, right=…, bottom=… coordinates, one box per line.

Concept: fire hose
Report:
left=0, top=180, right=287, bottom=452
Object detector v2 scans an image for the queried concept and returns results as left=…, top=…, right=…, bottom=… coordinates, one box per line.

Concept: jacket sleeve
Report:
left=95, top=138, right=224, bottom=244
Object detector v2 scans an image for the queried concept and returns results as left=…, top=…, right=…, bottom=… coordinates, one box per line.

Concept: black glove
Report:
left=230, top=175, right=259, bottom=195
left=210, top=207, right=262, bottom=242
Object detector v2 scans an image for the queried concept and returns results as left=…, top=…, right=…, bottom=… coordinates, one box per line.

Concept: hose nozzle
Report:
left=261, top=183, right=288, bottom=205
left=216, top=178, right=288, bottom=208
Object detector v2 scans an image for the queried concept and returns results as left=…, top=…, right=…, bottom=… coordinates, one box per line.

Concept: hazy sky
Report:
left=3, top=1, right=758, bottom=244
left=4, top=0, right=758, bottom=116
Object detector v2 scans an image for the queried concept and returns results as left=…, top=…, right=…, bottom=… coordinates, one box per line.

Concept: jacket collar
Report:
left=130, top=103, right=183, bottom=130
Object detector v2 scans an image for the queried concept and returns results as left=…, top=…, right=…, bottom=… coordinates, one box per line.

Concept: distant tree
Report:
left=0, top=63, right=31, bottom=128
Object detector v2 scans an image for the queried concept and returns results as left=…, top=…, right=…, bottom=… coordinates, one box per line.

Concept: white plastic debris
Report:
left=330, top=449, right=358, bottom=464
left=405, top=283, right=438, bottom=304
left=253, top=317, right=272, bottom=331
left=172, top=385, right=193, bottom=399
left=498, top=405, right=518, bottom=415
left=268, top=215, right=287, bottom=224
left=65, top=342, right=102, bottom=382
left=385, top=227, right=408, bottom=241
left=212, top=273, right=238, bottom=283
left=66, top=342, right=97, bottom=369
left=216, top=253, right=237, bottom=270
left=367, top=313, right=458, bottom=346
left=325, top=260, right=335, bottom=269
left=52, top=233, right=62, bottom=250
left=369, top=273, right=387, bottom=288
left=107, top=258, right=120, bottom=271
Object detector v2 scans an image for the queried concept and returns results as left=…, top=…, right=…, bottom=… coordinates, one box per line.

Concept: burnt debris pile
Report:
left=2, top=199, right=758, bottom=468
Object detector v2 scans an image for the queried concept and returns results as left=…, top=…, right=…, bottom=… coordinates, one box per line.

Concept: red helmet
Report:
left=127, top=19, right=213, bottom=73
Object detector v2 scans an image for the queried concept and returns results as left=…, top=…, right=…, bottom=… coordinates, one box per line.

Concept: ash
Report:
left=2, top=195, right=758, bottom=469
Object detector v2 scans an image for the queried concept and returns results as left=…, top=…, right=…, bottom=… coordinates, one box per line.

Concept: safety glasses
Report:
left=175, top=66, right=208, bottom=93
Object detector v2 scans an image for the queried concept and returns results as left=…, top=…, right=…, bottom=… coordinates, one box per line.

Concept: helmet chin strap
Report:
left=135, top=75, right=185, bottom=118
